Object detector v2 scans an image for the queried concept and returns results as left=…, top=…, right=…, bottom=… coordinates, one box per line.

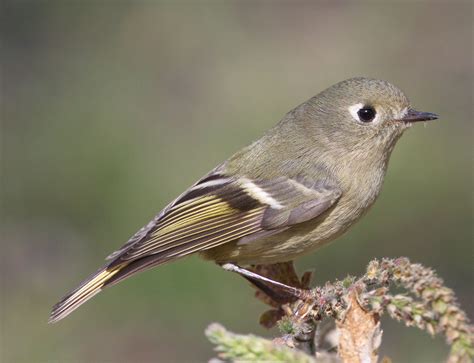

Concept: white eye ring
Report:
left=348, top=103, right=380, bottom=124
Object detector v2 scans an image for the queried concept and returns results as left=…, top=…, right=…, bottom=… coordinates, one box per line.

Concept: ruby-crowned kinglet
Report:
left=49, top=77, right=438, bottom=323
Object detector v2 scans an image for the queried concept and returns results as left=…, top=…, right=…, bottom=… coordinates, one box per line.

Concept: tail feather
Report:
left=48, top=266, right=121, bottom=324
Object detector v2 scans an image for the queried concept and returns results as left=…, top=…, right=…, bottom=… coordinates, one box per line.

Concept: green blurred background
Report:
left=2, top=1, right=472, bottom=362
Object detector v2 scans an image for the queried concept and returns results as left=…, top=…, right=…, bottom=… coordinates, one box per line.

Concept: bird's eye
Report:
left=357, top=106, right=376, bottom=122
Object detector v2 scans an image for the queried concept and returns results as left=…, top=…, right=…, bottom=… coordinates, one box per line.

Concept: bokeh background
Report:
left=2, top=1, right=472, bottom=362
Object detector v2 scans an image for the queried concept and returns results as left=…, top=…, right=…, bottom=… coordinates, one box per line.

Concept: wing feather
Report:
left=108, top=174, right=340, bottom=265
left=124, top=208, right=264, bottom=259
left=111, top=187, right=265, bottom=264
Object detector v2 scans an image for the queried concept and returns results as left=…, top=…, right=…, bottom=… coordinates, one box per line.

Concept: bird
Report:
left=49, top=77, right=438, bottom=323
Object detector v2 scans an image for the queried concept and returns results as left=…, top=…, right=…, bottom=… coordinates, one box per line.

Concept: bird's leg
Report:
left=221, top=262, right=314, bottom=303
left=222, top=262, right=316, bottom=329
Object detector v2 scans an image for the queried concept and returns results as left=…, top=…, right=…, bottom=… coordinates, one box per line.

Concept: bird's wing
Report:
left=106, top=172, right=341, bottom=267
left=49, top=170, right=341, bottom=323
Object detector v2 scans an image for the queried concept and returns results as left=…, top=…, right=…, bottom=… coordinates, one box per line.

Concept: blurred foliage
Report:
left=206, top=323, right=320, bottom=363
left=1, top=1, right=472, bottom=362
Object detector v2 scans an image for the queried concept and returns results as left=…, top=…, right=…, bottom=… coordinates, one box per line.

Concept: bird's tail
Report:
left=48, top=265, right=122, bottom=324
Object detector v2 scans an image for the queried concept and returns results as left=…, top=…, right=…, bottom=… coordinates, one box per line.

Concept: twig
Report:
left=206, top=258, right=473, bottom=363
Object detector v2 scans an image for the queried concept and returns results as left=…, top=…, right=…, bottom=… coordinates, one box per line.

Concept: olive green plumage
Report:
left=206, top=78, right=413, bottom=263
left=49, top=77, right=438, bottom=323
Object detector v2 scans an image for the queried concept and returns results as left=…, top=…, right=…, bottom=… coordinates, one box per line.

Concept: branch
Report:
left=206, top=258, right=473, bottom=363
left=336, top=292, right=382, bottom=363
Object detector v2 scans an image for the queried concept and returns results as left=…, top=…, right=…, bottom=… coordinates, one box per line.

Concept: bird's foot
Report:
left=221, top=261, right=315, bottom=328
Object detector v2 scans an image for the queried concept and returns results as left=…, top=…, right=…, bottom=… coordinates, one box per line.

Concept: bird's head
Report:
left=302, top=77, right=438, bottom=158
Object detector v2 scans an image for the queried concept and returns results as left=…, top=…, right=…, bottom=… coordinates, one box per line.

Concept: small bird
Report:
left=49, top=77, right=438, bottom=323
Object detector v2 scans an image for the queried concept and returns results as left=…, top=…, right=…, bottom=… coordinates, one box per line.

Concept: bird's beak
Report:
left=399, top=108, right=439, bottom=123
